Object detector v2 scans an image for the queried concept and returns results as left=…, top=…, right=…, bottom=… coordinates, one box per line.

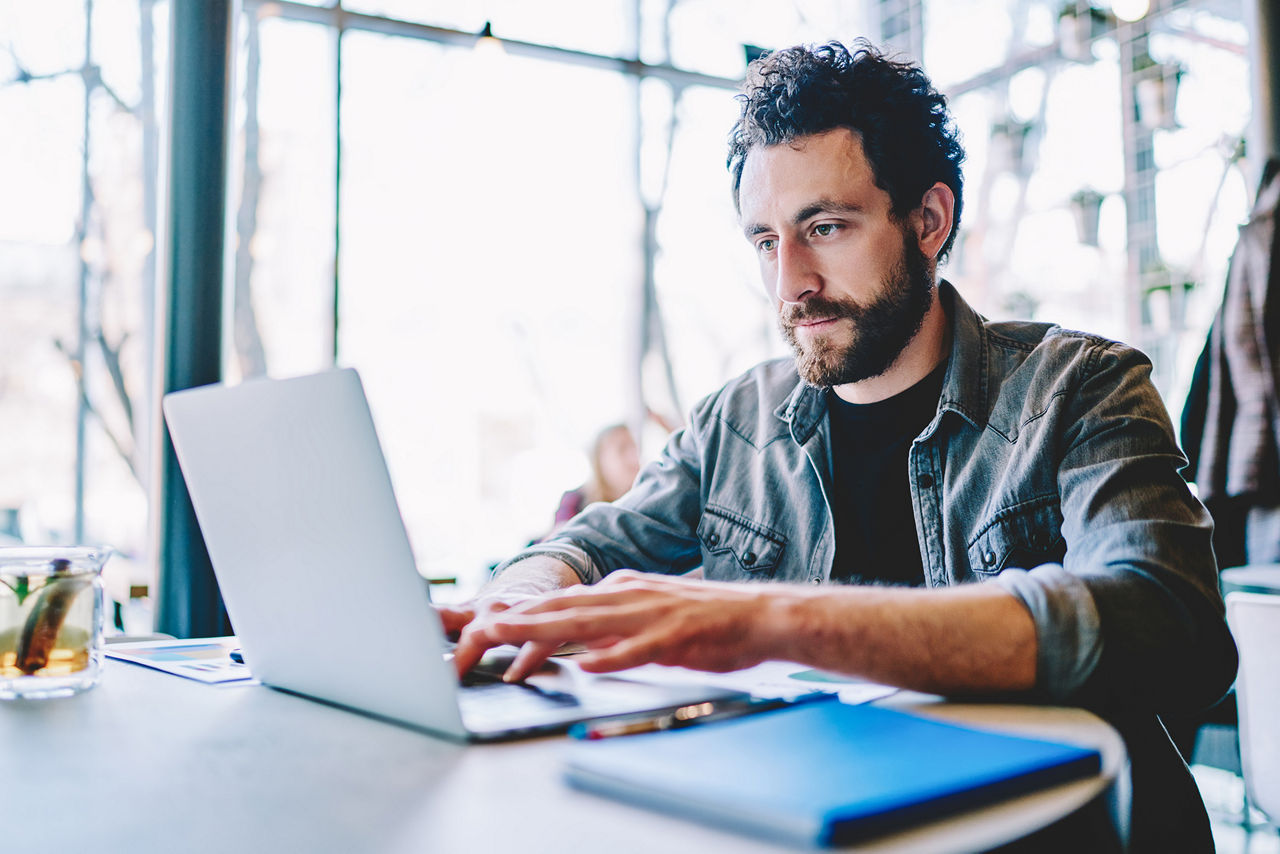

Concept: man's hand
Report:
left=443, top=555, right=582, bottom=678
left=463, top=570, right=778, bottom=682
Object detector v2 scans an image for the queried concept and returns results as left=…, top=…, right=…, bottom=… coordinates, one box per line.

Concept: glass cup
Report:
left=0, top=546, right=110, bottom=699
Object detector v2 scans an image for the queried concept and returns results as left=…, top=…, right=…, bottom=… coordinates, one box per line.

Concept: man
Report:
left=443, top=42, right=1236, bottom=849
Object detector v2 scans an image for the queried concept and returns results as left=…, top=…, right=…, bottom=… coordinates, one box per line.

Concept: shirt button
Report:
left=810, top=576, right=822, bottom=585
left=743, top=552, right=757, bottom=566
left=983, top=549, right=997, bottom=566
left=707, top=532, right=720, bottom=546
left=918, top=473, right=935, bottom=489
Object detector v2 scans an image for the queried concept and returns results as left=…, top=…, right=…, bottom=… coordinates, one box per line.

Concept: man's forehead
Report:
left=737, top=128, right=882, bottom=223
left=742, top=128, right=867, bottom=172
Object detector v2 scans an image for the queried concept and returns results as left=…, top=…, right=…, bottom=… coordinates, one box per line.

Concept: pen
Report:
left=570, top=691, right=836, bottom=740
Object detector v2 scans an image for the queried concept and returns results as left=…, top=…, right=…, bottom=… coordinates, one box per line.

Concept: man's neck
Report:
left=831, top=290, right=950, bottom=405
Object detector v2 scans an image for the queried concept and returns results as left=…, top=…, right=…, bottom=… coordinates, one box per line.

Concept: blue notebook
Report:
left=564, top=701, right=1102, bottom=847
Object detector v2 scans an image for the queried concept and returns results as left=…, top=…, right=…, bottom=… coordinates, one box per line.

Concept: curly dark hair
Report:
left=728, top=40, right=965, bottom=261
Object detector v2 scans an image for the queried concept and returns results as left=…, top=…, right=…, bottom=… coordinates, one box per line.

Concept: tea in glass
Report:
left=0, top=546, right=109, bottom=699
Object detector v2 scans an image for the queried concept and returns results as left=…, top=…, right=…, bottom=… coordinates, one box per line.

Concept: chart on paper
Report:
left=105, top=637, right=258, bottom=685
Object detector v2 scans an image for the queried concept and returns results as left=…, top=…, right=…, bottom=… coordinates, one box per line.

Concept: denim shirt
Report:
left=502, top=282, right=1237, bottom=713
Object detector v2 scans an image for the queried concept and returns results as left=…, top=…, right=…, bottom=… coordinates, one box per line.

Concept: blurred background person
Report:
left=549, top=423, right=640, bottom=535
left=547, top=411, right=680, bottom=538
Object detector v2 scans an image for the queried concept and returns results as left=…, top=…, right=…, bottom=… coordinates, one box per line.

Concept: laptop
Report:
left=162, top=368, right=745, bottom=742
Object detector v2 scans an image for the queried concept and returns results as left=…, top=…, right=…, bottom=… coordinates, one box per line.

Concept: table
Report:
left=1221, top=564, right=1280, bottom=596
left=0, top=660, right=1126, bottom=853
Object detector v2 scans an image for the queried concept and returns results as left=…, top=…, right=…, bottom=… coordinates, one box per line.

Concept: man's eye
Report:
left=757, top=238, right=777, bottom=253
left=813, top=223, right=838, bottom=237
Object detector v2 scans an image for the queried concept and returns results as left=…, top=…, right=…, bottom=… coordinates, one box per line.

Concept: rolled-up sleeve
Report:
left=993, top=564, right=1103, bottom=702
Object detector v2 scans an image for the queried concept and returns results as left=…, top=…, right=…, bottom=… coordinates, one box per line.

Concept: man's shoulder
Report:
left=947, top=284, right=1144, bottom=394
left=974, top=318, right=1154, bottom=433
left=691, top=357, right=800, bottom=446
left=982, top=318, right=1142, bottom=374
left=703, top=356, right=800, bottom=411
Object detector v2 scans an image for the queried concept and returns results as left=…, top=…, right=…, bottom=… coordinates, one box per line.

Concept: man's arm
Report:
left=468, top=570, right=1037, bottom=692
left=996, top=341, right=1236, bottom=713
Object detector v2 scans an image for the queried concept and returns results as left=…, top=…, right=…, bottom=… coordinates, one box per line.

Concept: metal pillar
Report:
left=155, top=0, right=235, bottom=638
left=1248, top=0, right=1280, bottom=169
left=1118, top=22, right=1160, bottom=349
left=877, top=0, right=925, bottom=64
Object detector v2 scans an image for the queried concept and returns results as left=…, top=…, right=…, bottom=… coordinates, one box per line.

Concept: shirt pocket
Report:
left=966, top=497, right=1066, bottom=576
left=696, top=505, right=786, bottom=580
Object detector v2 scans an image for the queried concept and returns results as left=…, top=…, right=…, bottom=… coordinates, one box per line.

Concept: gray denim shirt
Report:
left=502, top=282, right=1237, bottom=712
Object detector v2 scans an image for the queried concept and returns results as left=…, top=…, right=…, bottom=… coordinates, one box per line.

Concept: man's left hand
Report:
left=471, top=570, right=777, bottom=682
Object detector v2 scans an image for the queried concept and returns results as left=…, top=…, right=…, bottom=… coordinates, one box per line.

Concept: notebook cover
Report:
left=564, top=701, right=1102, bottom=847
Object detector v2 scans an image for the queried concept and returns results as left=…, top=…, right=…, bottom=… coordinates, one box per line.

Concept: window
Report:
left=5, top=0, right=1255, bottom=620
left=2, top=1, right=167, bottom=626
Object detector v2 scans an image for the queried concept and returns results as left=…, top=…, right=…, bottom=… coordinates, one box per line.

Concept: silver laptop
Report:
left=162, top=368, right=743, bottom=741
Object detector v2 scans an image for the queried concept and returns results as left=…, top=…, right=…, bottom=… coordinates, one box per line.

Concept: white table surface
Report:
left=0, top=660, right=1126, bottom=853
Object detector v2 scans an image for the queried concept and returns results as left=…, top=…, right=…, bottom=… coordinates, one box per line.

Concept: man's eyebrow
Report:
left=792, top=199, right=863, bottom=224
left=742, top=199, right=864, bottom=237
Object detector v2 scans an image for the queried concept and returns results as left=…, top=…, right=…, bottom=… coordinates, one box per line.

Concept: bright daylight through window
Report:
left=0, top=0, right=1252, bottom=620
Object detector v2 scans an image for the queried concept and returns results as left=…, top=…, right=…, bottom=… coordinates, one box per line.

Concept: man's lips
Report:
left=789, top=316, right=841, bottom=331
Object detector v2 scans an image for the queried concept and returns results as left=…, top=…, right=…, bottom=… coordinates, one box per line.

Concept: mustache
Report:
left=779, top=296, right=864, bottom=329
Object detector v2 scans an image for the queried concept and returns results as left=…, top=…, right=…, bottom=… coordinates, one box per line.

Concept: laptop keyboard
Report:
left=457, top=679, right=583, bottom=727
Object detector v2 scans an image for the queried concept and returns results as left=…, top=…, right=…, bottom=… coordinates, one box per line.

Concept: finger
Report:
left=436, top=605, right=475, bottom=639
left=506, top=585, right=666, bottom=616
left=452, top=622, right=503, bottom=677
left=502, top=640, right=560, bottom=683
left=573, top=632, right=668, bottom=673
left=473, top=599, right=513, bottom=617
left=580, top=634, right=627, bottom=650
left=488, top=604, right=654, bottom=645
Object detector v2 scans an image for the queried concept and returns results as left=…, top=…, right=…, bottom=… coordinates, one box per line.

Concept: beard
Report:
left=779, top=231, right=935, bottom=388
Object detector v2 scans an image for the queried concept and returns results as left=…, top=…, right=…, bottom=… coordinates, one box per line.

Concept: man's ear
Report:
left=911, top=182, right=955, bottom=261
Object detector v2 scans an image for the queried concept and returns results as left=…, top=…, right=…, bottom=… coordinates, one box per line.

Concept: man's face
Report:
left=737, top=128, right=935, bottom=387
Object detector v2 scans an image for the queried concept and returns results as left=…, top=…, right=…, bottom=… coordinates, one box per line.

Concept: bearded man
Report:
left=443, top=41, right=1235, bottom=851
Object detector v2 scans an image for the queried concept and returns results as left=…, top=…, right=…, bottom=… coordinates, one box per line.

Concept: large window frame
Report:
left=151, top=0, right=1271, bottom=635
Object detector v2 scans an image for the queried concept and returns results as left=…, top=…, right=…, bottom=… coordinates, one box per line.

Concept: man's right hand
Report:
left=438, top=555, right=582, bottom=679
left=449, top=596, right=568, bottom=680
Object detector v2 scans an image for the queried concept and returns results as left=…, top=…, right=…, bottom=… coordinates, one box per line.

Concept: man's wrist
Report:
left=757, top=585, right=824, bottom=665
left=478, top=555, right=580, bottom=605
left=757, top=584, right=884, bottom=674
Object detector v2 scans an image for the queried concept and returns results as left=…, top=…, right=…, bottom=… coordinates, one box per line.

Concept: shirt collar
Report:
left=936, top=279, right=991, bottom=431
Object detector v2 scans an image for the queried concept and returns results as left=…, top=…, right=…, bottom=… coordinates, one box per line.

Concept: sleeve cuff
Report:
left=992, top=564, right=1104, bottom=702
left=491, top=541, right=602, bottom=585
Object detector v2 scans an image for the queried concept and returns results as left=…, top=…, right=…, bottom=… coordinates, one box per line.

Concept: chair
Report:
left=1226, top=591, right=1280, bottom=835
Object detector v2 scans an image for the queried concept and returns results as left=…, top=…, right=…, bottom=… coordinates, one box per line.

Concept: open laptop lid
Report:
left=163, top=369, right=470, bottom=739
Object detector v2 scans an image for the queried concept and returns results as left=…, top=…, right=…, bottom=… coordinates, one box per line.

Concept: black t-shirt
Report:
left=826, top=361, right=947, bottom=586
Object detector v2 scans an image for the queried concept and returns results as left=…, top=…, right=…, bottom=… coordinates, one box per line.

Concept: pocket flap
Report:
left=966, top=498, right=1065, bottom=575
left=696, top=506, right=785, bottom=573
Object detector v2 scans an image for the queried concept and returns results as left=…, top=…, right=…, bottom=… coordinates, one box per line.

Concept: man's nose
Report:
left=775, top=240, right=820, bottom=304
